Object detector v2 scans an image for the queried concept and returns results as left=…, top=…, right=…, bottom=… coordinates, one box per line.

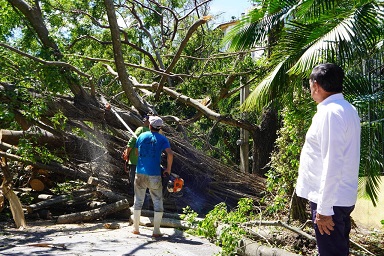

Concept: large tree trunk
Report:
left=251, top=108, right=279, bottom=176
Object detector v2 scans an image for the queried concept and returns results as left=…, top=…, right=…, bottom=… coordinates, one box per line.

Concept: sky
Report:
left=209, top=0, right=254, bottom=24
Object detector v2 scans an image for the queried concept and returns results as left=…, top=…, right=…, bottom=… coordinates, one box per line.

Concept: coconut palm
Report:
left=224, top=0, right=384, bottom=205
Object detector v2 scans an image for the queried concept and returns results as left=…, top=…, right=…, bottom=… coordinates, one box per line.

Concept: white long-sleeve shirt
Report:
left=296, top=93, right=361, bottom=216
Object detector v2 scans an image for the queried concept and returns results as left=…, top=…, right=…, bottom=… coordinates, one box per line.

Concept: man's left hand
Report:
left=315, top=213, right=335, bottom=235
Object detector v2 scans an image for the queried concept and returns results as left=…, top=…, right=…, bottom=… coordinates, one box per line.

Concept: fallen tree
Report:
left=0, top=0, right=271, bottom=225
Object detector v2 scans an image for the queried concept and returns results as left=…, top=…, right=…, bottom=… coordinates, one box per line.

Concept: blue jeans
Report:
left=310, top=202, right=355, bottom=256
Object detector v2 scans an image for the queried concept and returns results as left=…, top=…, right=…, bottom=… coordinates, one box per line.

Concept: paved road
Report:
left=0, top=220, right=221, bottom=256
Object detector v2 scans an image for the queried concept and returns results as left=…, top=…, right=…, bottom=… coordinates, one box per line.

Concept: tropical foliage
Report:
left=225, top=0, right=384, bottom=206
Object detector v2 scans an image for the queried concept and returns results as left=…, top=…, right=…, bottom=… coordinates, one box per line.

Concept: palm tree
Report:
left=224, top=0, right=384, bottom=207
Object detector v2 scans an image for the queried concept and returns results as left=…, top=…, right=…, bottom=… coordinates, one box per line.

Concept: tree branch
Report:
left=135, top=83, right=257, bottom=132
left=6, top=0, right=91, bottom=100
left=104, top=0, right=152, bottom=114
left=0, top=42, right=91, bottom=78
left=156, top=16, right=212, bottom=99
left=70, top=54, right=171, bottom=77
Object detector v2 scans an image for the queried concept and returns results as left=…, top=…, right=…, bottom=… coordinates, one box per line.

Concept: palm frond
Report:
left=241, top=57, right=291, bottom=111
left=347, top=71, right=384, bottom=205
left=223, top=0, right=300, bottom=51
left=288, top=2, right=381, bottom=75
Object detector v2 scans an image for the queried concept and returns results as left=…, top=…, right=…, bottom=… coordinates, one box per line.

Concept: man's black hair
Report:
left=150, top=125, right=161, bottom=132
left=142, top=114, right=150, bottom=121
left=309, top=63, right=344, bottom=93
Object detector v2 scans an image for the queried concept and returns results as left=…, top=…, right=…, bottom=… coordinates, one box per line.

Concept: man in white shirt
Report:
left=296, top=63, right=361, bottom=256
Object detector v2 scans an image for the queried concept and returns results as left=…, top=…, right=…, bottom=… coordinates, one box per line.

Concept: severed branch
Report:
left=243, top=220, right=315, bottom=241
left=1, top=157, right=27, bottom=229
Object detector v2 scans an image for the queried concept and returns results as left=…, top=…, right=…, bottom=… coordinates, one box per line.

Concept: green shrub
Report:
left=182, top=198, right=256, bottom=255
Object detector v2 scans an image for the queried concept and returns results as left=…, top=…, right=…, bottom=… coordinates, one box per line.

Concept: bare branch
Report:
left=128, top=2, right=166, bottom=70
left=135, top=83, right=257, bottom=132
left=179, top=0, right=212, bottom=22
left=71, top=9, right=110, bottom=28
left=146, top=0, right=179, bottom=43
left=0, top=42, right=91, bottom=79
left=70, top=54, right=174, bottom=78
left=156, top=16, right=212, bottom=98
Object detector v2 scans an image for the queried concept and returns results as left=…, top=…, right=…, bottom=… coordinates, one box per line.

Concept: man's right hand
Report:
left=315, top=213, right=335, bottom=235
left=122, top=148, right=129, bottom=161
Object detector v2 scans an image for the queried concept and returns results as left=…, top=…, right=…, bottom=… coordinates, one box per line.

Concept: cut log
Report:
left=97, top=188, right=127, bottom=202
left=0, top=148, right=90, bottom=181
left=27, top=209, right=53, bottom=220
left=26, top=192, right=96, bottom=213
left=87, top=176, right=99, bottom=186
left=27, top=195, right=70, bottom=213
left=0, top=129, right=62, bottom=147
left=37, top=194, right=54, bottom=200
left=29, top=178, right=45, bottom=191
left=56, top=199, right=130, bottom=224
left=238, top=238, right=300, bottom=256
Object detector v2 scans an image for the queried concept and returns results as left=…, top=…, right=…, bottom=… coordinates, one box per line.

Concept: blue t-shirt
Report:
left=135, top=131, right=170, bottom=176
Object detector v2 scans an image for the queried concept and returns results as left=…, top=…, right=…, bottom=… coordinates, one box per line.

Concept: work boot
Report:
left=133, top=210, right=141, bottom=234
left=152, top=211, right=163, bottom=237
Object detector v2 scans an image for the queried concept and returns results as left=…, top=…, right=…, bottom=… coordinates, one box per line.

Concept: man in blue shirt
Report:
left=296, top=63, right=361, bottom=256
left=132, top=116, right=173, bottom=237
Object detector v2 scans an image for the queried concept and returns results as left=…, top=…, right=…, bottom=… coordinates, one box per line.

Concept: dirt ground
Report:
left=0, top=219, right=221, bottom=256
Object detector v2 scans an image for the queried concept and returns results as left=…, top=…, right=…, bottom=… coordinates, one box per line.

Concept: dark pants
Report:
left=310, top=202, right=355, bottom=256
left=128, top=165, right=136, bottom=194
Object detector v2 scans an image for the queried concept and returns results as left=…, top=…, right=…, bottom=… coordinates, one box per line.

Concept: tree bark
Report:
left=27, top=192, right=97, bottom=213
left=104, top=0, right=151, bottom=114
left=238, top=238, right=300, bottom=256
left=56, top=199, right=130, bottom=224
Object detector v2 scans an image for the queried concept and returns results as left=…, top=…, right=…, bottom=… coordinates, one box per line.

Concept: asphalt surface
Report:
left=0, top=220, right=221, bottom=256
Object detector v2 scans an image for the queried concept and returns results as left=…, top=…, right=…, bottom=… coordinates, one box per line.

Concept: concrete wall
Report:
left=351, top=176, right=384, bottom=229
